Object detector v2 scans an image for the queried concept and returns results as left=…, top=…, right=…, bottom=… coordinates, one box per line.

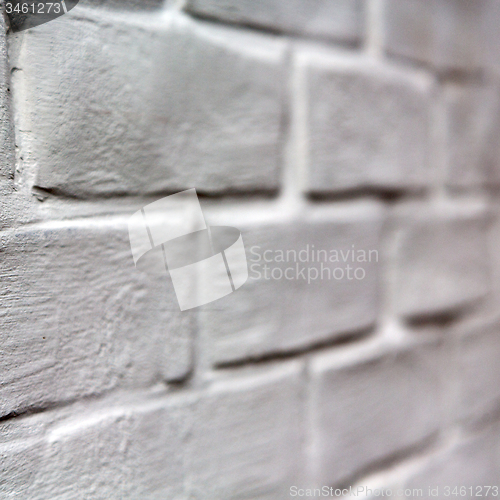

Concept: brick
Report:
left=309, top=339, right=444, bottom=486
left=444, top=82, right=500, bottom=189
left=33, top=412, right=131, bottom=500
left=199, top=202, right=382, bottom=365
left=0, top=439, right=46, bottom=498
left=185, top=0, right=365, bottom=44
left=186, top=362, right=303, bottom=499
left=124, top=400, right=190, bottom=500
left=0, top=217, right=193, bottom=417
left=11, top=8, right=286, bottom=197
left=483, top=0, right=500, bottom=71
left=456, top=318, right=500, bottom=424
left=404, top=428, right=500, bottom=492
left=488, top=203, right=500, bottom=309
left=23, top=397, right=190, bottom=499
left=295, top=49, right=431, bottom=195
left=395, top=208, right=490, bottom=320
left=384, top=0, right=488, bottom=72
left=0, top=365, right=301, bottom=499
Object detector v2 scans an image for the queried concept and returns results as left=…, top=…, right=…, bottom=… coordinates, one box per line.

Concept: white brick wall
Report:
left=0, top=0, right=500, bottom=497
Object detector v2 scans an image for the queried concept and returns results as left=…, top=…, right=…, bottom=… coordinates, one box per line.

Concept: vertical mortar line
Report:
left=280, top=40, right=307, bottom=216
left=188, top=204, right=213, bottom=389
left=365, top=0, right=385, bottom=59
left=377, top=208, right=406, bottom=341
left=302, top=353, right=318, bottom=489
left=429, top=80, right=450, bottom=204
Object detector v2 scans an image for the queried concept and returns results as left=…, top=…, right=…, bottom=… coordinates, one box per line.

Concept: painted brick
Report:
left=488, top=203, right=500, bottom=310
left=395, top=208, right=490, bottom=320
left=0, top=439, right=46, bottom=498
left=187, top=362, right=303, bottom=499
left=309, top=339, right=444, bottom=486
left=384, top=0, right=488, bottom=71
left=444, top=82, right=500, bottom=189
left=6, top=397, right=191, bottom=499
left=456, top=318, right=500, bottom=424
left=10, top=8, right=285, bottom=197
left=295, top=49, right=431, bottom=194
left=199, top=202, right=382, bottom=365
left=404, top=428, right=500, bottom=491
left=185, top=0, right=365, bottom=45
left=33, top=412, right=131, bottom=500
left=0, top=218, right=193, bottom=417
left=483, top=0, right=500, bottom=72
left=124, top=400, right=190, bottom=500
left=0, top=365, right=302, bottom=499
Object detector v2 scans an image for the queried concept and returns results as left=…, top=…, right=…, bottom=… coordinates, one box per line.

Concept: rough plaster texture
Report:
left=0, top=0, right=500, bottom=498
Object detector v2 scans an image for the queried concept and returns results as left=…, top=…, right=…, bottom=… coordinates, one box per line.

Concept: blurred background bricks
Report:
left=309, top=338, right=444, bottom=486
left=444, top=80, right=500, bottom=189
left=404, top=426, right=500, bottom=490
left=384, top=0, right=491, bottom=72
left=186, top=362, right=303, bottom=499
left=395, top=208, right=490, bottom=320
left=455, top=318, right=500, bottom=425
left=199, top=202, right=382, bottom=365
left=296, top=48, right=432, bottom=194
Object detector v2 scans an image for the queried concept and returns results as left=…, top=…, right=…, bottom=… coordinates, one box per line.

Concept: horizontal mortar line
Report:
left=26, top=185, right=280, bottom=203
left=384, top=48, right=485, bottom=80
left=307, top=187, right=428, bottom=204
left=0, top=383, right=189, bottom=426
left=1, top=191, right=395, bottom=235
left=214, top=323, right=376, bottom=370
left=335, top=431, right=442, bottom=491
left=16, top=195, right=292, bottom=225
left=404, top=298, right=487, bottom=330
left=459, top=398, right=500, bottom=435
left=183, top=9, right=363, bottom=51
left=0, top=393, right=109, bottom=425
